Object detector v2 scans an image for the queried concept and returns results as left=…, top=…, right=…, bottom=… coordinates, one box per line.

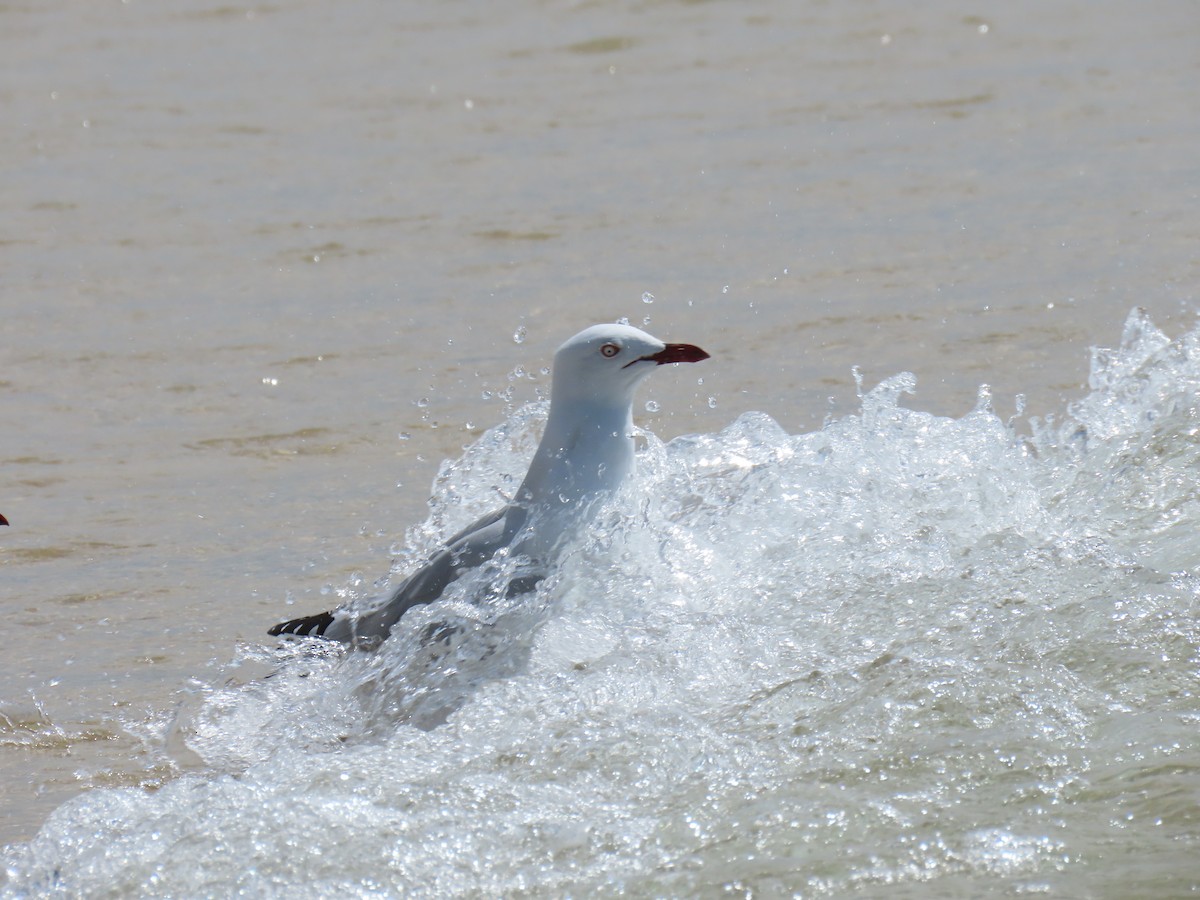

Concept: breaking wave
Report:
left=5, top=310, right=1200, bottom=897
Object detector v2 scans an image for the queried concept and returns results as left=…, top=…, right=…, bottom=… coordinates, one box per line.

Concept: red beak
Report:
left=626, top=343, right=710, bottom=368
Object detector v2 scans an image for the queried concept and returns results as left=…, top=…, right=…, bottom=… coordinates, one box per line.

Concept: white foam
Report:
left=7, top=310, right=1200, bottom=897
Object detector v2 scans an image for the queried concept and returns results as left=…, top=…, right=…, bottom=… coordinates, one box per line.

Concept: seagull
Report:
left=268, top=323, right=709, bottom=649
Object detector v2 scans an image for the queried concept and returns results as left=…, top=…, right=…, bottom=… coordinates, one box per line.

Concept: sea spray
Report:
left=5, top=310, right=1199, bottom=897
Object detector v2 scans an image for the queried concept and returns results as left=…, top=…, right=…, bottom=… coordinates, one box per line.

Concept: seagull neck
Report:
left=517, top=395, right=636, bottom=508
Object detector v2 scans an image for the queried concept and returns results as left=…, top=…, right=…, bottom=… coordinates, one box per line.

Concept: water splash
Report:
left=6, top=310, right=1200, bottom=897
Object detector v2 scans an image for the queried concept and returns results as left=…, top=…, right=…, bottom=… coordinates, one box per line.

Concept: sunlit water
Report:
left=4, top=310, right=1198, bottom=897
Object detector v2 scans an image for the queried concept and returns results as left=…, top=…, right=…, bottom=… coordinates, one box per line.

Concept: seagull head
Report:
left=517, top=323, right=710, bottom=510
left=550, top=323, right=709, bottom=409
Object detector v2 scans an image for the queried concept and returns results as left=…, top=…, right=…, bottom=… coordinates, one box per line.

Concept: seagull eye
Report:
left=600, top=343, right=620, bottom=358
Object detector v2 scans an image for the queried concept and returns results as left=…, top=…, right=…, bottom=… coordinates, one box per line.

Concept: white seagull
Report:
left=268, top=323, right=709, bottom=648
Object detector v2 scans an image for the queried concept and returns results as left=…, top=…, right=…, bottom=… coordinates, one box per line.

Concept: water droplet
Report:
left=721, top=285, right=729, bottom=294
left=616, top=316, right=630, bottom=326
left=645, top=400, right=660, bottom=413
left=642, top=316, right=652, bottom=327
left=642, top=292, right=655, bottom=304
left=707, top=396, right=718, bottom=408
left=415, top=397, right=430, bottom=408
left=311, top=254, right=321, bottom=263
left=513, top=325, right=526, bottom=344
left=397, top=432, right=411, bottom=441
left=481, top=389, right=493, bottom=400
left=261, top=376, right=278, bottom=386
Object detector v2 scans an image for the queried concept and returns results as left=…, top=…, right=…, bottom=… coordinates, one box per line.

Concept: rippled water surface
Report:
left=3, top=0, right=1199, bottom=895
left=6, top=311, right=1200, bottom=897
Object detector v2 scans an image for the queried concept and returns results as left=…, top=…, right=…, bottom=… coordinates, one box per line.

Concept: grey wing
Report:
left=268, top=504, right=525, bottom=648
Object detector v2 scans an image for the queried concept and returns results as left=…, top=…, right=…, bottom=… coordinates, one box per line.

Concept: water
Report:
left=4, top=310, right=1200, bottom=896
left=3, top=0, right=1199, bottom=894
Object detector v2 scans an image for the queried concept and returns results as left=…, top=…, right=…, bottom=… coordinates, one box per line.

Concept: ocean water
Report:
left=4, top=0, right=1199, bottom=892
left=4, top=309, right=1198, bottom=897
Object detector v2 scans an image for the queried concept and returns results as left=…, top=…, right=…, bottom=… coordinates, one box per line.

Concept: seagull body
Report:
left=268, top=323, right=708, bottom=648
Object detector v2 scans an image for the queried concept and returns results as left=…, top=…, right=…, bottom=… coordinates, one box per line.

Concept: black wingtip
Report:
left=268, top=610, right=335, bottom=638
left=0, top=513, right=8, bottom=526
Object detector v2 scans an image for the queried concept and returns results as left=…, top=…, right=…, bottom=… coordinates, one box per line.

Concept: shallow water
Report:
left=5, top=310, right=1200, bottom=897
left=3, top=0, right=1199, bottom=895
